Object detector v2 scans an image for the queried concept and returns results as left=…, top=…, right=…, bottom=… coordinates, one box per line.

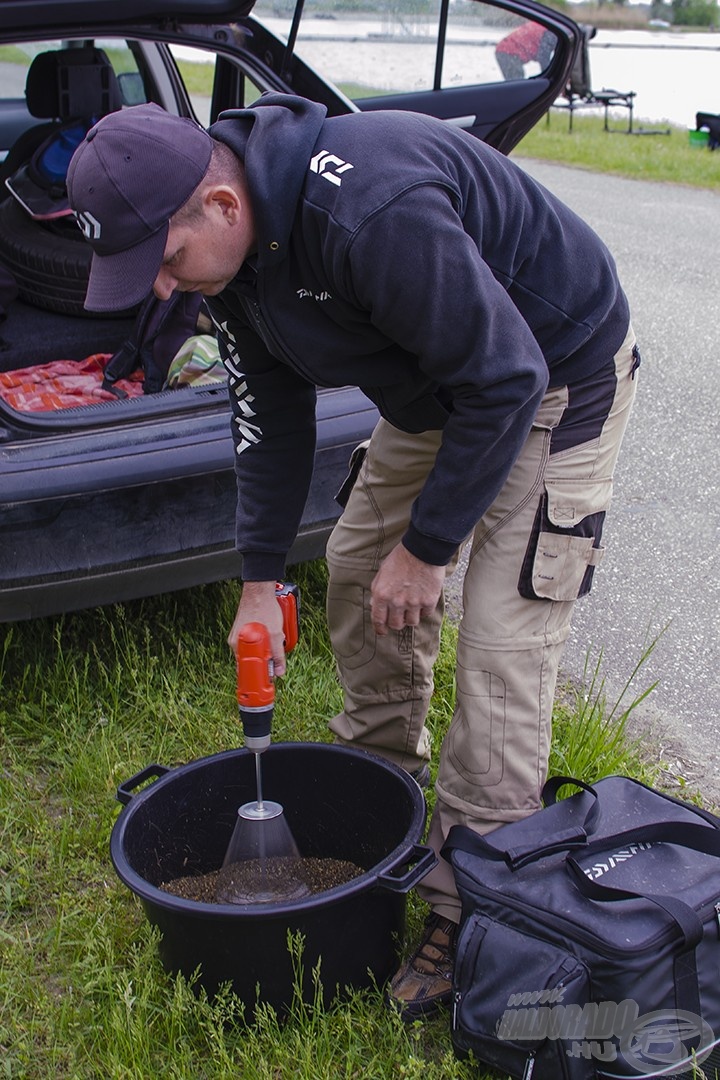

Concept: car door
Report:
left=259, top=0, right=579, bottom=154
left=0, top=0, right=578, bottom=622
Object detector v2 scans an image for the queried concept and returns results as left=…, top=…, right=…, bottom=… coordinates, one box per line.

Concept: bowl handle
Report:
left=375, top=844, right=437, bottom=894
left=115, top=764, right=171, bottom=806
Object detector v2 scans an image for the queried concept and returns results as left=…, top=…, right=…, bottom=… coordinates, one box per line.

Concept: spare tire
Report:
left=0, top=198, right=134, bottom=318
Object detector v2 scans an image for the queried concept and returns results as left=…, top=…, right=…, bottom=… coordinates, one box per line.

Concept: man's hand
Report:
left=370, top=544, right=445, bottom=637
left=228, top=581, right=287, bottom=675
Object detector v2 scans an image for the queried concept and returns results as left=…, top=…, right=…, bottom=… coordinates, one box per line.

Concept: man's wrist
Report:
left=241, top=580, right=277, bottom=600
left=402, top=525, right=455, bottom=567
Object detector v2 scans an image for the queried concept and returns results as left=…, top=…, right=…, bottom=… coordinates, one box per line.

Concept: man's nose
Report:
left=153, top=267, right=176, bottom=301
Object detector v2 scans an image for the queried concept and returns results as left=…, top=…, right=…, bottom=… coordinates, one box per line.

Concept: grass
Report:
left=0, top=560, right=665, bottom=1079
left=514, top=112, right=720, bottom=190
left=332, top=81, right=720, bottom=191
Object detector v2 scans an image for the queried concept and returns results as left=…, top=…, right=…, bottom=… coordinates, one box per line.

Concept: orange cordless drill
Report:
left=221, top=583, right=302, bottom=878
left=236, top=582, right=299, bottom=755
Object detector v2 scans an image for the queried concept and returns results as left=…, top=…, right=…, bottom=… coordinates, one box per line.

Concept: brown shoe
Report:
left=387, top=913, right=457, bottom=1018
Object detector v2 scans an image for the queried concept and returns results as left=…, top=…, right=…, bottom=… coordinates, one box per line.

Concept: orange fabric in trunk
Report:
left=0, top=353, right=144, bottom=411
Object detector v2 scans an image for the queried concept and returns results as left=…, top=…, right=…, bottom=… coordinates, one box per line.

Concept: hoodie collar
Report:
left=211, top=93, right=327, bottom=270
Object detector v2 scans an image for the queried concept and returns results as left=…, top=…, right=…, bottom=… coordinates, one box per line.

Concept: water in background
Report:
left=579, top=29, right=718, bottom=128
left=258, top=17, right=718, bottom=130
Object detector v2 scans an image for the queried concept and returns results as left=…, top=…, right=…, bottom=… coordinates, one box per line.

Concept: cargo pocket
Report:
left=325, top=581, right=377, bottom=670
left=334, top=440, right=370, bottom=509
left=452, top=913, right=594, bottom=1080
left=519, top=478, right=613, bottom=602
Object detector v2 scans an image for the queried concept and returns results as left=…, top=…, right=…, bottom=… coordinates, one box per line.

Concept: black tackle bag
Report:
left=443, top=775, right=720, bottom=1080
left=103, top=291, right=205, bottom=396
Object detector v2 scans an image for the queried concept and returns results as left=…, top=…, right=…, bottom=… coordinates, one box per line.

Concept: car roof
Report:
left=0, top=0, right=256, bottom=33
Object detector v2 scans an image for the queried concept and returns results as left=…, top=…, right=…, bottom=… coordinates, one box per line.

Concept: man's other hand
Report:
left=370, top=544, right=445, bottom=636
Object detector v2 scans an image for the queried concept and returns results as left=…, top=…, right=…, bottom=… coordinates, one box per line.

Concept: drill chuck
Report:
left=239, top=705, right=272, bottom=752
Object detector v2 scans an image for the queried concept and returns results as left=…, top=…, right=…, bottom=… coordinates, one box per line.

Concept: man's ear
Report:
left=205, top=184, right=242, bottom=222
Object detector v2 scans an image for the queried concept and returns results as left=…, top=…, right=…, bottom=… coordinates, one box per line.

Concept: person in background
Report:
left=495, top=20, right=556, bottom=80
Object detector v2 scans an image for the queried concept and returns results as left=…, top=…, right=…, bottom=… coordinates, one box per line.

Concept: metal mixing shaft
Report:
left=236, top=750, right=284, bottom=822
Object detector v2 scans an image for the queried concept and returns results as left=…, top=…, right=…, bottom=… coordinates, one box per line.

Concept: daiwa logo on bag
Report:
left=583, top=841, right=654, bottom=881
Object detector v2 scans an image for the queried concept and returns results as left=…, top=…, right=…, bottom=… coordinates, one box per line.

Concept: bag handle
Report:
left=442, top=776, right=600, bottom=870
left=565, top=820, right=717, bottom=1026
left=542, top=774, right=598, bottom=807
left=566, top=820, right=720, bottom=950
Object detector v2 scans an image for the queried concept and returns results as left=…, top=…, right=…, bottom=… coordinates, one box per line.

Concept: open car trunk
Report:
left=0, top=0, right=580, bottom=620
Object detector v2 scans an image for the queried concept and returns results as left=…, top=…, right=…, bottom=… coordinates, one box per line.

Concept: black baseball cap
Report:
left=67, top=103, right=213, bottom=312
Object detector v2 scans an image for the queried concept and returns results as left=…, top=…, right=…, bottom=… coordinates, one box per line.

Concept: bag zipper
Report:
left=452, top=989, right=461, bottom=1031
left=454, top=873, right=720, bottom=960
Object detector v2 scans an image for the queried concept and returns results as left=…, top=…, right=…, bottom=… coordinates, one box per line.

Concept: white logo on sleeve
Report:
left=310, top=150, right=354, bottom=187
left=212, top=316, right=263, bottom=456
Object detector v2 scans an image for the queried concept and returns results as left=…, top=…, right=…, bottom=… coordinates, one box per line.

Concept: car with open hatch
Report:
left=0, top=0, right=581, bottom=621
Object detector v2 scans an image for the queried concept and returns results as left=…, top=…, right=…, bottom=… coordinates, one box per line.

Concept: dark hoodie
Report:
left=206, top=94, right=630, bottom=581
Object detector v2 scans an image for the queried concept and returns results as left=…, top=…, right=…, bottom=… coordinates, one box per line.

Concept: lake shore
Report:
left=260, top=16, right=719, bottom=129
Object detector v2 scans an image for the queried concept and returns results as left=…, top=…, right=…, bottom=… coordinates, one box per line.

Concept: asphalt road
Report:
left=449, top=157, right=720, bottom=807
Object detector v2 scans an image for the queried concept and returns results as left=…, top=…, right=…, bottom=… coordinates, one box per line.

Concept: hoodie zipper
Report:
left=244, top=294, right=334, bottom=388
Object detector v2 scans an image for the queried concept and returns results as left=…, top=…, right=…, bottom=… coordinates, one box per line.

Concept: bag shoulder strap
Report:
left=443, top=776, right=600, bottom=870
left=103, top=292, right=203, bottom=396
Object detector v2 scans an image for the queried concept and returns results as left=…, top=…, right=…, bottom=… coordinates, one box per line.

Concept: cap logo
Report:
left=75, top=209, right=102, bottom=241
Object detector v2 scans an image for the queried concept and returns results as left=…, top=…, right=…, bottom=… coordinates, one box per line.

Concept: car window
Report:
left=169, top=45, right=216, bottom=125
left=169, top=44, right=276, bottom=126
left=253, top=0, right=558, bottom=100
left=101, top=42, right=148, bottom=107
left=0, top=41, right=64, bottom=160
left=0, top=39, right=67, bottom=98
left=445, top=12, right=557, bottom=89
left=0, top=40, right=145, bottom=161
left=0, top=35, right=270, bottom=164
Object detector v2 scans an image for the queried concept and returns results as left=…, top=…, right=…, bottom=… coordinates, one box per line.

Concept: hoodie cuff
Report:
left=401, top=523, right=458, bottom=567
left=240, top=551, right=288, bottom=582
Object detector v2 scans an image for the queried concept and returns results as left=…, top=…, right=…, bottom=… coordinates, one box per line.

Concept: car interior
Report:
left=0, top=36, right=252, bottom=420
left=0, top=23, right=363, bottom=423
left=0, top=4, right=570, bottom=423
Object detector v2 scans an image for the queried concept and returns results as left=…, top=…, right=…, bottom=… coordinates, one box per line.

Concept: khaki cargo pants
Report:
left=326, top=325, right=639, bottom=921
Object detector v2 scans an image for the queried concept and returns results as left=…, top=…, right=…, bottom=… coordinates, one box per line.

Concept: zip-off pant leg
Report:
left=326, top=422, right=447, bottom=772
left=326, top=326, right=638, bottom=921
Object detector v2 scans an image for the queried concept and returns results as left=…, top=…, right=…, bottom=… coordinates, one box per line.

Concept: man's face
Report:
left=153, top=185, right=253, bottom=301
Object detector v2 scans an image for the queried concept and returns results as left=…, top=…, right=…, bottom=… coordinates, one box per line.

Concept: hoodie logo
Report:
left=297, top=288, right=332, bottom=302
left=310, top=150, right=354, bottom=187
left=75, top=209, right=102, bottom=241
